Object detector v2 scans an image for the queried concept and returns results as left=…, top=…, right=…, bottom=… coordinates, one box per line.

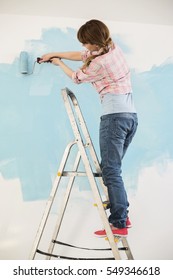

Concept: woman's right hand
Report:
left=39, top=53, right=55, bottom=63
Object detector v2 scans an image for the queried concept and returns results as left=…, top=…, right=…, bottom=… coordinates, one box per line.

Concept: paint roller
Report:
left=19, top=51, right=29, bottom=74
left=19, top=52, right=52, bottom=75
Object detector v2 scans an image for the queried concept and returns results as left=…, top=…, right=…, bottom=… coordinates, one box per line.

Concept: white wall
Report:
left=1, top=0, right=173, bottom=25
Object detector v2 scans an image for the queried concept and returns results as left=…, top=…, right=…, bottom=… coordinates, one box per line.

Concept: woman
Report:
left=40, top=19, right=138, bottom=237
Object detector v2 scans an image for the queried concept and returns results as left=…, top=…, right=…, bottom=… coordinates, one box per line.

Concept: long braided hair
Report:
left=77, top=19, right=113, bottom=69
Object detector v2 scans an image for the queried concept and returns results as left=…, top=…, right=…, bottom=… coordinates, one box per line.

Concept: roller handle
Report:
left=37, top=57, right=52, bottom=63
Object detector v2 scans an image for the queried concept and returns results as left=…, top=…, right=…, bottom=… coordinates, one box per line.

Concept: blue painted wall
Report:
left=0, top=26, right=173, bottom=202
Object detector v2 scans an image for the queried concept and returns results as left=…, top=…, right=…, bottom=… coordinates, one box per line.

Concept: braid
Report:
left=82, top=37, right=113, bottom=69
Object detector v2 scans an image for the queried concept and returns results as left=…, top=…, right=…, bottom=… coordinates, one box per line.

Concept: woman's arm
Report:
left=50, top=57, right=74, bottom=79
left=40, top=51, right=82, bottom=62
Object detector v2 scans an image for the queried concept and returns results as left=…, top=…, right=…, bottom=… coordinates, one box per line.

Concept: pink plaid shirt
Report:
left=72, top=44, right=132, bottom=97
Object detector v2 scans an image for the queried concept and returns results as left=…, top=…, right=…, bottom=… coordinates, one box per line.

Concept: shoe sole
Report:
left=94, top=233, right=128, bottom=238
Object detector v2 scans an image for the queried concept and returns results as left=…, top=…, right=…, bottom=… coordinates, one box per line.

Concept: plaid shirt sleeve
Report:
left=72, top=60, right=104, bottom=84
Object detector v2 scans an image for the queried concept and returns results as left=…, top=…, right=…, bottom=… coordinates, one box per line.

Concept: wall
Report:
left=0, top=14, right=173, bottom=259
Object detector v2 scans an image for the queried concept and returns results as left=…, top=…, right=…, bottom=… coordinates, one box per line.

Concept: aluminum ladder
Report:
left=29, top=87, right=134, bottom=260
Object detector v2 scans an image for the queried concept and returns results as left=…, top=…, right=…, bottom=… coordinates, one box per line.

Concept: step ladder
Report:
left=30, top=87, right=134, bottom=260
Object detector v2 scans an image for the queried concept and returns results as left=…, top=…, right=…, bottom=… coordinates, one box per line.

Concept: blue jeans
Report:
left=99, top=113, right=138, bottom=228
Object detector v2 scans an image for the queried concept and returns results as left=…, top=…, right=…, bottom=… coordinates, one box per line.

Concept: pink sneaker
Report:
left=126, top=217, right=132, bottom=228
left=94, top=225, right=128, bottom=238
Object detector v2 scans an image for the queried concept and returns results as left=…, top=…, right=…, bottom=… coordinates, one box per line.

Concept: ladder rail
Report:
left=121, top=236, right=134, bottom=260
left=64, top=88, right=108, bottom=199
left=62, top=88, right=121, bottom=260
left=29, top=141, right=76, bottom=259
left=62, top=88, right=134, bottom=260
left=46, top=151, right=81, bottom=259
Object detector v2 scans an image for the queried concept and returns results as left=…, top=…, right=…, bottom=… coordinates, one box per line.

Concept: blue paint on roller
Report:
left=19, top=51, right=28, bottom=74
